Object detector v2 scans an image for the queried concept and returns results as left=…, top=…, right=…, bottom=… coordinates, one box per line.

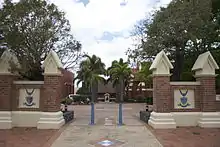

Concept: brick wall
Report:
left=170, top=85, right=201, bottom=112
left=43, top=75, right=63, bottom=112
left=0, top=75, right=14, bottom=111
left=197, top=77, right=220, bottom=112
left=153, top=76, right=171, bottom=112
left=60, top=69, right=74, bottom=98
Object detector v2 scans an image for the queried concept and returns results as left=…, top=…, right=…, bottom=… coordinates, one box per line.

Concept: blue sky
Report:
left=0, top=0, right=171, bottom=68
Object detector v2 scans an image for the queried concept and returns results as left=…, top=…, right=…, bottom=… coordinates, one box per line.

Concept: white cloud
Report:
left=49, top=0, right=172, bottom=69
left=85, top=36, right=133, bottom=67
left=1, top=0, right=171, bottom=69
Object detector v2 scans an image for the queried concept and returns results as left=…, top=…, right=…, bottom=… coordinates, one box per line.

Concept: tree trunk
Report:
left=172, top=48, right=184, bottom=81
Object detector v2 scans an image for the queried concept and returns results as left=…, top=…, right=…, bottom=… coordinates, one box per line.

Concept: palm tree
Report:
left=135, top=62, right=152, bottom=88
left=74, top=54, right=105, bottom=124
left=107, top=58, right=131, bottom=125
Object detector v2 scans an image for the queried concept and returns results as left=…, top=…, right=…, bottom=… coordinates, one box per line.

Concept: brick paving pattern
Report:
left=148, top=126, right=220, bottom=147
left=1, top=104, right=220, bottom=147
left=0, top=128, right=57, bottom=147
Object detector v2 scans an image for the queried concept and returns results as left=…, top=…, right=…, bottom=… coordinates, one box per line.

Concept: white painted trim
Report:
left=148, top=112, right=176, bottom=129
left=171, top=112, right=201, bottom=126
left=11, top=111, right=42, bottom=127
left=149, top=112, right=220, bottom=128
left=170, top=82, right=200, bottom=86
left=0, top=73, right=15, bottom=75
left=216, top=95, right=220, bottom=101
left=0, top=111, right=12, bottom=129
left=42, top=73, right=63, bottom=76
left=13, top=81, right=44, bottom=85
left=151, top=74, right=172, bottom=77
left=37, top=111, right=65, bottom=129
left=198, top=112, right=220, bottom=128
left=194, top=74, right=218, bottom=78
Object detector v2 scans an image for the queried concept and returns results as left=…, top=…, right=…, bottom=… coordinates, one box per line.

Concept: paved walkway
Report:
left=51, top=103, right=162, bottom=147
left=51, top=125, right=162, bottom=147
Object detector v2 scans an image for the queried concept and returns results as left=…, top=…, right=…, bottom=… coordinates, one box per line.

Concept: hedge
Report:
left=124, top=97, right=153, bottom=104
left=61, top=94, right=91, bottom=105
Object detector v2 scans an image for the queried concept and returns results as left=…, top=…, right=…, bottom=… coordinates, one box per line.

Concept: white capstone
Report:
left=0, top=111, right=12, bottom=129
left=37, top=111, right=65, bottom=129
left=0, top=50, right=20, bottom=74
left=150, top=50, right=173, bottom=75
left=170, top=82, right=200, bottom=86
left=148, top=111, right=176, bottom=129
left=192, top=51, right=219, bottom=76
left=198, top=112, right=220, bottom=128
left=42, top=51, right=63, bottom=75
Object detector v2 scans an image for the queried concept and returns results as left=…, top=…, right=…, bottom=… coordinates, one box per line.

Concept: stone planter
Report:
left=140, top=111, right=152, bottom=123
left=63, top=111, right=74, bottom=123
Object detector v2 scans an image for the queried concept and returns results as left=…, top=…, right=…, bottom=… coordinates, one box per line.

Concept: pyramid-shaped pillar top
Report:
left=192, top=51, right=219, bottom=77
left=150, top=50, right=173, bottom=76
left=0, top=50, right=20, bottom=74
left=42, top=50, right=63, bottom=75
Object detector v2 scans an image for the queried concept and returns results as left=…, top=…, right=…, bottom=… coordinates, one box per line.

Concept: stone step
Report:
left=104, top=118, right=113, bottom=126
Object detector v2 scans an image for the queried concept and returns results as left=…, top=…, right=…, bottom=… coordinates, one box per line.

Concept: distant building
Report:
left=97, top=66, right=153, bottom=102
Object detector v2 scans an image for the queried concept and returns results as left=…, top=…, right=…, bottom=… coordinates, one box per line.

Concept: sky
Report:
left=49, top=0, right=171, bottom=68
left=0, top=0, right=171, bottom=68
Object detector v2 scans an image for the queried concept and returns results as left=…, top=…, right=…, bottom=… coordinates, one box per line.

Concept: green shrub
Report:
left=125, top=98, right=137, bottom=103
left=71, top=94, right=91, bottom=102
left=135, top=95, right=146, bottom=103
left=145, top=97, right=153, bottom=105
left=61, top=97, right=73, bottom=105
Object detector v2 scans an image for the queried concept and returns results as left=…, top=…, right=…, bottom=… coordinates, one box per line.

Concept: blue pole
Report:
left=118, top=103, right=123, bottom=125
left=90, top=102, right=95, bottom=125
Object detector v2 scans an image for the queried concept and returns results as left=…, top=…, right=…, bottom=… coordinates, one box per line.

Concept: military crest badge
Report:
left=24, top=88, right=35, bottom=106
left=178, top=89, right=190, bottom=108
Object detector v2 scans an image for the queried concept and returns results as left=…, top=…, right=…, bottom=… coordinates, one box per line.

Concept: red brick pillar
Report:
left=43, top=75, right=63, bottom=112
left=196, top=76, right=217, bottom=112
left=0, top=50, right=19, bottom=129
left=38, top=51, right=65, bottom=129
left=148, top=51, right=176, bottom=129
left=153, top=76, right=171, bottom=112
left=0, top=75, right=14, bottom=111
left=192, top=51, right=220, bottom=128
left=192, top=51, right=219, bottom=112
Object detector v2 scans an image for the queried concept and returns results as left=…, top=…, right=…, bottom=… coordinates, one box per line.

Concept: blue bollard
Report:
left=118, top=103, right=123, bottom=125
left=90, top=102, right=95, bottom=125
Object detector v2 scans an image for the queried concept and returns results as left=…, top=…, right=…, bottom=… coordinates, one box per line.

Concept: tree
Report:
left=107, top=58, right=131, bottom=125
left=0, top=0, right=82, bottom=80
left=74, top=54, right=105, bottom=124
left=107, top=59, right=132, bottom=101
left=128, top=0, right=220, bottom=81
left=135, top=62, right=152, bottom=87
